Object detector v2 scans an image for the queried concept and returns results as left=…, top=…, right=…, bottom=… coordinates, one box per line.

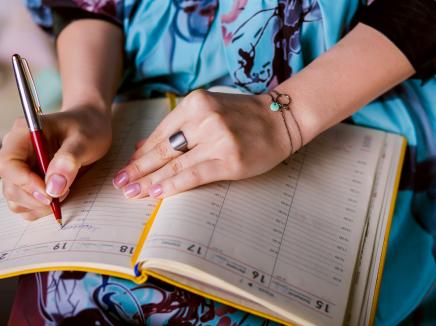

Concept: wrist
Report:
left=61, top=93, right=112, bottom=118
left=273, top=81, right=324, bottom=147
left=252, top=93, right=296, bottom=158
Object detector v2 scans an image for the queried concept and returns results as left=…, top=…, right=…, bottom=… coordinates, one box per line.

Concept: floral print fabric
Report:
left=16, top=1, right=436, bottom=325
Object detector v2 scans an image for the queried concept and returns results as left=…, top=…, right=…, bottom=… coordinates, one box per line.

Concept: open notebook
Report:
left=0, top=97, right=406, bottom=326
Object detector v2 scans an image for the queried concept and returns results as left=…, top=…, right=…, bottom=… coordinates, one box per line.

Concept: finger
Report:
left=131, top=97, right=196, bottom=159
left=120, top=147, right=205, bottom=199
left=0, top=124, right=50, bottom=201
left=8, top=202, right=52, bottom=221
left=45, top=136, right=90, bottom=198
left=148, top=160, right=224, bottom=198
left=21, top=209, right=52, bottom=221
left=3, top=182, right=51, bottom=210
left=7, top=201, right=32, bottom=214
left=0, top=118, right=30, bottom=163
left=0, top=158, right=51, bottom=204
left=114, top=132, right=196, bottom=189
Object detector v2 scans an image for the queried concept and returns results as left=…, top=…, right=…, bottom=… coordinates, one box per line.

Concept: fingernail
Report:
left=124, top=183, right=141, bottom=198
left=46, top=174, right=67, bottom=197
left=148, top=184, right=163, bottom=198
left=33, top=191, right=51, bottom=205
left=113, top=171, right=129, bottom=189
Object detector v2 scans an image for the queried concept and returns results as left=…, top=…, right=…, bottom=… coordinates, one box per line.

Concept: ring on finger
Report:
left=169, top=131, right=189, bottom=153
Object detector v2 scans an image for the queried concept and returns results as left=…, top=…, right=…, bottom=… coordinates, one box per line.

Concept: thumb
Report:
left=45, top=138, right=86, bottom=198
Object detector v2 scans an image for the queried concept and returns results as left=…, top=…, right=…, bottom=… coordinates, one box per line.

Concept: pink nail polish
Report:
left=33, top=191, right=51, bottom=205
left=124, top=183, right=141, bottom=198
left=148, top=184, right=163, bottom=198
left=46, top=174, right=67, bottom=197
left=113, top=171, right=129, bottom=188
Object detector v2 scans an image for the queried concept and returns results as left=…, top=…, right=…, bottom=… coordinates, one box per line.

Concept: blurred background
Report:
left=0, top=1, right=61, bottom=323
left=0, top=0, right=61, bottom=140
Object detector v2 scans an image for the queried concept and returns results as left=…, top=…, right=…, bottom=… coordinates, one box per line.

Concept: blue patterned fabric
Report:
left=16, top=0, right=436, bottom=325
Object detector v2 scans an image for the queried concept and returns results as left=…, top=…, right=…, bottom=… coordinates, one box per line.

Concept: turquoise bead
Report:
left=270, top=102, right=281, bottom=112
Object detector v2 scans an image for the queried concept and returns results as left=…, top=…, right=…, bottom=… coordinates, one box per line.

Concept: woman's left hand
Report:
left=112, top=89, right=292, bottom=199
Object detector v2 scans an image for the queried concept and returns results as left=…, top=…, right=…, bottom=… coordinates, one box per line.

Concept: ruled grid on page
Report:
left=0, top=102, right=166, bottom=272
left=138, top=124, right=386, bottom=326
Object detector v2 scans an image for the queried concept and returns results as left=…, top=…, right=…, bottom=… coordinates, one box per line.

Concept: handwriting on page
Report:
left=141, top=124, right=383, bottom=324
left=0, top=107, right=160, bottom=268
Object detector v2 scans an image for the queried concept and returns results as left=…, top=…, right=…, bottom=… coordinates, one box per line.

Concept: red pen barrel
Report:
left=30, top=130, right=63, bottom=222
left=30, top=129, right=50, bottom=174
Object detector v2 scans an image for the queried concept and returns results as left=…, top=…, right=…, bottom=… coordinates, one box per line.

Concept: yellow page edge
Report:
left=369, top=137, right=407, bottom=325
left=130, top=92, right=174, bottom=273
left=0, top=265, right=139, bottom=283
left=130, top=199, right=162, bottom=268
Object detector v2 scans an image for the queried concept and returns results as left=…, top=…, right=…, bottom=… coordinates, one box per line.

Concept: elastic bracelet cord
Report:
left=268, top=90, right=303, bottom=156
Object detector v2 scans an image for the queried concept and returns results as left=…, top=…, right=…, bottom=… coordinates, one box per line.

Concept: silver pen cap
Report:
left=11, top=54, right=43, bottom=132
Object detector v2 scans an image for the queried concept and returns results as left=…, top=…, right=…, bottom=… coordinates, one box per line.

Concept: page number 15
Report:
left=315, top=300, right=330, bottom=314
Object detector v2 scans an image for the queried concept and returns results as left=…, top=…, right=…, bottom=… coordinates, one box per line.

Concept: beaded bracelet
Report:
left=268, top=90, right=303, bottom=156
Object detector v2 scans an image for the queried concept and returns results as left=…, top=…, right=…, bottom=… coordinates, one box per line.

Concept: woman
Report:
left=2, top=0, right=435, bottom=324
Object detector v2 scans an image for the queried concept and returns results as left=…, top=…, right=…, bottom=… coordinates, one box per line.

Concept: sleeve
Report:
left=359, top=0, right=436, bottom=80
left=25, top=0, right=123, bottom=38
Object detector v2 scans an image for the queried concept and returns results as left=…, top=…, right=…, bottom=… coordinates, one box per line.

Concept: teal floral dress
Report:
left=11, top=0, right=436, bottom=325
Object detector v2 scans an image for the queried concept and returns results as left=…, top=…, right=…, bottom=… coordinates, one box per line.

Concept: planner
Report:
left=0, top=97, right=406, bottom=326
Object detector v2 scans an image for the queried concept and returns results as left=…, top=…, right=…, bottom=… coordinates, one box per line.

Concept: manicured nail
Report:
left=113, top=171, right=129, bottom=189
left=148, top=184, right=163, bottom=198
left=124, top=183, right=141, bottom=198
left=46, top=174, right=67, bottom=197
left=33, top=191, right=51, bottom=205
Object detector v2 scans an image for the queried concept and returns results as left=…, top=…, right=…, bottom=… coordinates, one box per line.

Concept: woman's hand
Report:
left=113, top=90, right=293, bottom=199
left=0, top=106, right=112, bottom=220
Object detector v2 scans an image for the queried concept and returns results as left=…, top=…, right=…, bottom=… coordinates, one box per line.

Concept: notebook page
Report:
left=138, top=124, right=386, bottom=325
left=0, top=100, right=167, bottom=276
left=346, top=134, right=401, bottom=325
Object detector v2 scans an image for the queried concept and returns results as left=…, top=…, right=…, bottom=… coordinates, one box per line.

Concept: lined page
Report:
left=0, top=100, right=167, bottom=275
left=139, top=124, right=386, bottom=325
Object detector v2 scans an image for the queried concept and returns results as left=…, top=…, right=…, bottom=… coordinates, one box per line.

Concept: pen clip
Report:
left=21, top=58, right=43, bottom=116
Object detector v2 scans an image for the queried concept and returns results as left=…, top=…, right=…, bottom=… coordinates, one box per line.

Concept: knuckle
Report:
left=156, top=142, right=170, bottom=160
left=169, top=159, right=183, bottom=175
left=189, top=89, right=209, bottom=102
left=7, top=201, right=22, bottom=213
left=16, top=170, right=33, bottom=189
left=187, top=89, right=211, bottom=114
left=189, top=168, right=202, bottom=184
left=130, top=160, right=145, bottom=177
left=21, top=212, right=39, bottom=221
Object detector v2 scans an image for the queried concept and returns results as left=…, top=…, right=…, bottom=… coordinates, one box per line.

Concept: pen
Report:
left=11, top=54, right=63, bottom=227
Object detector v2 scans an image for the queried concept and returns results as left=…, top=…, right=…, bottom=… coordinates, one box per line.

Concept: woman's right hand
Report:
left=0, top=106, right=112, bottom=220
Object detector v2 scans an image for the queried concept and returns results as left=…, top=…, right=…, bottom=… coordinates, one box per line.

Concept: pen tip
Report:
left=57, top=219, right=63, bottom=228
